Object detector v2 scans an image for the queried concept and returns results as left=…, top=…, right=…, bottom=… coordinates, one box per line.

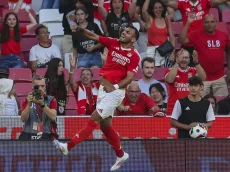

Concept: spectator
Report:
left=142, top=0, right=175, bottom=67
left=72, top=7, right=103, bottom=68
left=203, top=94, right=217, bottom=113
left=116, top=81, right=158, bottom=116
left=41, top=0, right=59, bottom=9
left=98, top=0, right=137, bottom=38
left=165, top=49, right=206, bottom=115
left=29, top=25, right=61, bottom=74
left=19, top=75, right=58, bottom=140
left=8, top=0, right=32, bottom=9
left=218, top=2, right=230, bottom=12
left=179, top=14, right=230, bottom=96
left=45, top=58, right=67, bottom=115
left=59, top=0, right=94, bottom=58
left=0, top=66, right=18, bottom=116
left=217, top=95, right=230, bottom=115
left=170, top=76, right=215, bottom=138
left=149, top=83, right=167, bottom=113
left=138, top=57, right=168, bottom=99
left=0, top=1, right=37, bottom=68
left=160, top=0, right=227, bottom=66
left=69, top=55, right=99, bottom=115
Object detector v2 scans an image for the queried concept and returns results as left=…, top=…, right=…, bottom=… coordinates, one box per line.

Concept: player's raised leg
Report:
left=100, top=118, right=129, bottom=171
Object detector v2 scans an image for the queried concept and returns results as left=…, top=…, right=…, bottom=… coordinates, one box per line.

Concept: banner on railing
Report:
left=0, top=116, right=230, bottom=139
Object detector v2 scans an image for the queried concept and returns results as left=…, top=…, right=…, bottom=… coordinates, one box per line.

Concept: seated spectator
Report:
left=41, top=0, right=59, bottom=9
left=203, top=94, right=217, bottom=114
left=19, top=75, right=58, bottom=140
left=165, top=49, right=206, bottom=115
left=29, top=25, right=61, bottom=73
left=0, top=0, right=37, bottom=68
left=179, top=14, right=230, bottom=96
left=72, top=7, right=102, bottom=68
left=142, top=0, right=175, bottom=67
left=138, top=57, right=168, bottom=99
left=116, top=81, right=158, bottom=116
left=44, top=58, right=67, bottom=115
left=8, top=0, right=32, bottom=9
left=98, top=0, right=136, bottom=38
left=0, top=66, right=18, bottom=116
left=69, top=55, right=99, bottom=115
left=217, top=95, right=230, bottom=115
left=149, top=83, right=167, bottom=113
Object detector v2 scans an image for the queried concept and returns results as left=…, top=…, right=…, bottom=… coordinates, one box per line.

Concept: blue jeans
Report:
left=78, top=51, right=102, bottom=68
left=0, top=55, right=22, bottom=68
left=41, top=0, right=59, bottom=9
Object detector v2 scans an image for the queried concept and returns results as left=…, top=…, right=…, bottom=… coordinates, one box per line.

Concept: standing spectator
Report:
left=29, top=25, right=61, bottom=74
left=116, top=81, right=158, bottom=116
left=179, top=14, right=230, bottom=96
left=19, top=75, right=57, bottom=140
left=138, top=58, right=168, bottom=98
left=159, top=0, right=228, bottom=65
left=98, top=0, right=137, bottom=38
left=0, top=1, right=37, bottom=68
left=170, top=76, right=215, bottom=138
left=59, top=0, right=94, bottom=58
left=69, top=55, right=99, bottom=115
left=203, top=94, right=217, bottom=113
left=41, top=0, right=59, bottom=9
left=216, top=95, right=230, bottom=115
left=149, top=83, right=167, bottom=113
left=165, top=49, right=206, bottom=115
left=0, top=66, right=18, bottom=116
left=45, top=58, right=67, bottom=115
left=142, top=0, right=175, bottom=67
left=72, top=7, right=102, bottom=68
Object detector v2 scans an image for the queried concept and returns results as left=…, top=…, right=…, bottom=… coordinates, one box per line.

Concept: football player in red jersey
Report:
left=53, top=25, right=140, bottom=171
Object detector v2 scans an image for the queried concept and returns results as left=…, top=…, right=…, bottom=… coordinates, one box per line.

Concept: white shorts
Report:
left=96, top=85, right=125, bottom=119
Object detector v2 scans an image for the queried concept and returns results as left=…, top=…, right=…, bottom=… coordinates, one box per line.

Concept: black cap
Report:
left=188, top=76, right=203, bottom=86
left=0, top=65, right=9, bottom=75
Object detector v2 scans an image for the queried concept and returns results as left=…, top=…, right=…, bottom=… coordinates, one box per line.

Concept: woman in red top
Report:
left=142, top=0, right=175, bottom=67
left=0, top=0, right=37, bottom=68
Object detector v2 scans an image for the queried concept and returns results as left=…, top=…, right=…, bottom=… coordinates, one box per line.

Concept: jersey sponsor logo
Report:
left=174, top=82, right=189, bottom=92
left=207, top=40, right=221, bottom=48
left=186, top=11, right=204, bottom=21
left=111, top=51, right=131, bottom=66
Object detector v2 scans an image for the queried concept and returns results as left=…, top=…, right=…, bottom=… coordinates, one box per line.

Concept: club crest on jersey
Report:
left=127, top=52, right=132, bottom=57
left=197, top=4, right=202, bottom=11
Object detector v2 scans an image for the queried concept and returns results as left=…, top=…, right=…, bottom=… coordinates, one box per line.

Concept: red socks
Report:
left=100, top=126, right=124, bottom=157
left=67, top=119, right=97, bottom=151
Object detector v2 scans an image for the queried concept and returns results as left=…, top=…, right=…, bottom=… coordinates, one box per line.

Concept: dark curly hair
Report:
left=148, top=0, right=167, bottom=19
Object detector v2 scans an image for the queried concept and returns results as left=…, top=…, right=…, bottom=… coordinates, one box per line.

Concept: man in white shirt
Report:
left=138, top=57, right=168, bottom=101
left=29, top=25, right=61, bottom=73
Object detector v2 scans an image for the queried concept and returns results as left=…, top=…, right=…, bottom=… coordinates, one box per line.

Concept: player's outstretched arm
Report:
left=158, top=0, right=178, bottom=9
left=79, top=28, right=99, bottom=42
left=13, top=0, right=23, bottom=14
left=117, top=71, right=135, bottom=89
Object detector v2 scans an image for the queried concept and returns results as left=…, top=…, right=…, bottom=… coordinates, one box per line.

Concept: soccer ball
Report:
left=189, top=123, right=208, bottom=138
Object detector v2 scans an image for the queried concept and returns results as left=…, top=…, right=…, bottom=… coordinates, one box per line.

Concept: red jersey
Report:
left=178, top=0, right=210, bottom=34
left=164, top=67, right=197, bottom=115
left=188, top=29, right=230, bottom=81
left=116, top=93, right=156, bottom=115
left=99, top=36, right=140, bottom=84
left=0, top=24, right=27, bottom=55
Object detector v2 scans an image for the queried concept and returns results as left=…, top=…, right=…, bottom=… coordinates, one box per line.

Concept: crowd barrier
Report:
left=0, top=116, right=230, bottom=139
left=1, top=140, right=230, bottom=171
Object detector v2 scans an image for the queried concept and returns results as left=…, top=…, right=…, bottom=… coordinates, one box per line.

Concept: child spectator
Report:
left=29, top=25, right=61, bottom=74
left=45, top=58, right=67, bottom=115
left=0, top=0, right=37, bottom=68
left=72, top=7, right=102, bottom=68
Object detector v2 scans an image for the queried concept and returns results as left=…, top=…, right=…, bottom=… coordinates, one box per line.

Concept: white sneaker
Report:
left=53, top=139, right=69, bottom=156
left=110, top=152, right=129, bottom=171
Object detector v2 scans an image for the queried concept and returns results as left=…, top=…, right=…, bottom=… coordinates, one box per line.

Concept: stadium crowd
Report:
left=0, top=0, right=230, bottom=134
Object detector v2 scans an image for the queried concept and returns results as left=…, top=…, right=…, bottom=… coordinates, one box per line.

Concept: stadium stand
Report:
left=65, top=96, right=78, bottom=115
left=209, top=8, right=219, bottom=22
left=39, top=9, right=63, bottom=24
left=9, top=68, right=32, bottom=83
left=15, top=82, right=32, bottom=97
left=222, top=10, right=230, bottom=34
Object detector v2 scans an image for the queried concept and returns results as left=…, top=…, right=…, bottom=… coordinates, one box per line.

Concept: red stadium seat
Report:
left=134, top=68, right=143, bottom=80
left=0, top=0, right=8, bottom=8
left=209, top=8, right=219, bottom=22
left=20, top=37, right=38, bottom=52
left=153, top=67, right=167, bottom=82
left=222, top=10, right=230, bottom=35
left=216, top=22, right=228, bottom=34
left=15, top=83, right=32, bottom=97
left=17, top=96, right=26, bottom=111
left=21, top=50, right=30, bottom=63
left=9, top=68, right=32, bottom=83
left=2, top=9, right=36, bottom=23
left=65, top=96, right=78, bottom=115
left=68, top=86, right=75, bottom=97
left=171, top=22, right=183, bottom=36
